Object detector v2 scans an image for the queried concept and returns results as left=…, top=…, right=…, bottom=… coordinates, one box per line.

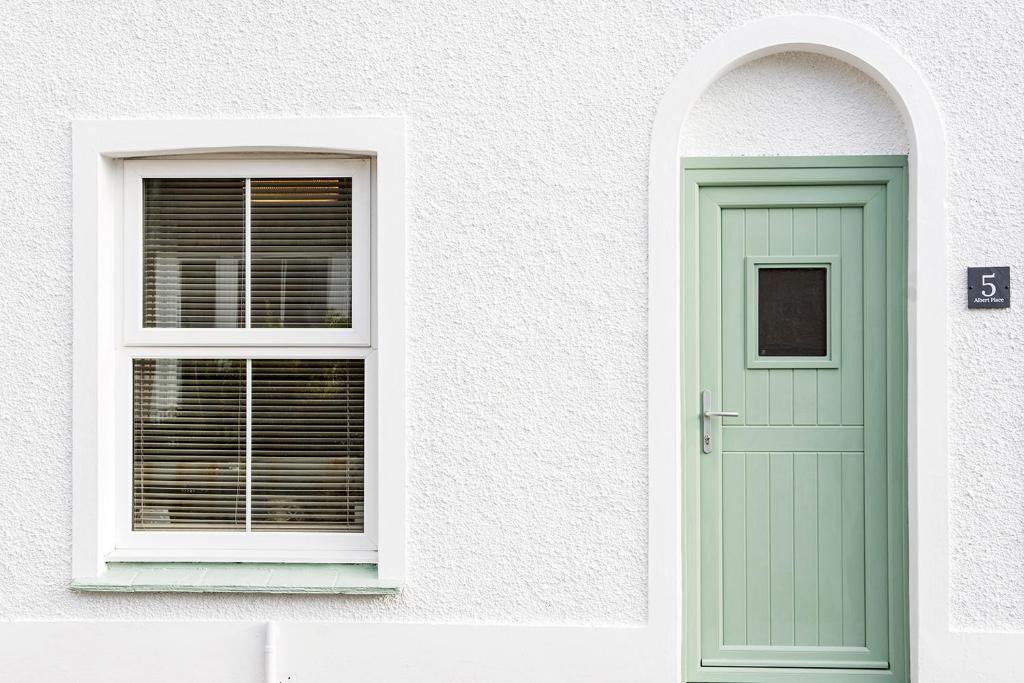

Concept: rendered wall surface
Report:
left=680, top=52, right=909, bottom=157
left=0, top=0, right=1017, bottom=635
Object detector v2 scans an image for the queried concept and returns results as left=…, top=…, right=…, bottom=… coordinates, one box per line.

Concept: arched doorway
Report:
left=645, top=15, right=948, bottom=683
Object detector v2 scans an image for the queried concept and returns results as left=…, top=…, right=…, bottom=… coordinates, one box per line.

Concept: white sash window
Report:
left=72, top=121, right=404, bottom=585
left=111, top=158, right=375, bottom=562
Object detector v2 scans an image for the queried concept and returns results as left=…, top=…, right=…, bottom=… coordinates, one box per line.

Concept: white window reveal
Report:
left=72, top=120, right=405, bottom=591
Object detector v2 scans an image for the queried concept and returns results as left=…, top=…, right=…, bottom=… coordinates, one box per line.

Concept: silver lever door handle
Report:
left=702, top=390, right=739, bottom=454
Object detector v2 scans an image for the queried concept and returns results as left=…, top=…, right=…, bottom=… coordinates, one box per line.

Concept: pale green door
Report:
left=686, top=160, right=907, bottom=683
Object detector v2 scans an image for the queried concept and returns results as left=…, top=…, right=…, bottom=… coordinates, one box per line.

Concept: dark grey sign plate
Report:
left=967, top=266, right=1010, bottom=308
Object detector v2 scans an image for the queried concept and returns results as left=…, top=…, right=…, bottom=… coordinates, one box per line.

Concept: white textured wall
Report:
left=680, top=52, right=909, bottom=156
left=0, top=0, right=1020, bottom=632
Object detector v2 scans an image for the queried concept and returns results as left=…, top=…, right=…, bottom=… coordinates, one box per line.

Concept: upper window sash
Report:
left=122, top=158, right=372, bottom=347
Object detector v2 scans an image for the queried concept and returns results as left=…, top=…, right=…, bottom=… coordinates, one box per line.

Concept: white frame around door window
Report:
left=114, top=157, right=375, bottom=563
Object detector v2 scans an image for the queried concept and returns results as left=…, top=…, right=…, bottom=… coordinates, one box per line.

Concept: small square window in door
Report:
left=745, top=256, right=840, bottom=369
left=758, top=267, right=827, bottom=356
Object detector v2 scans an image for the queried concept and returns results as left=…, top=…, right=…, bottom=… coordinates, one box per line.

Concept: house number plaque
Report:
left=967, top=266, right=1010, bottom=308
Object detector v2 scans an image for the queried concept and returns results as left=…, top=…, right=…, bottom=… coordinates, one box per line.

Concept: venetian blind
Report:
left=132, top=358, right=364, bottom=532
left=251, top=178, right=353, bottom=328
left=251, top=359, right=364, bottom=532
left=133, top=358, right=246, bottom=530
left=133, top=173, right=364, bottom=534
left=142, top=178, right=245, bottom=328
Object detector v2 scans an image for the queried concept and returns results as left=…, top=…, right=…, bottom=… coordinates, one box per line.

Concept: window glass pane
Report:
left=251, top=178, right=353, bottom=328
left=251, top=359, right=364, bottom=532
left=757, top=267, right=828, bottom=357
left=143, top=179, right=245, bottom=328
left=133, top=358, right=246, bottom=530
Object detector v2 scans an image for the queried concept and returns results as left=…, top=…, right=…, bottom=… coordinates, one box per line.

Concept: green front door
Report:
left=684, top=159, right=908, bottom=683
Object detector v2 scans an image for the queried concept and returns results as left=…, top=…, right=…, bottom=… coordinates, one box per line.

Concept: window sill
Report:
left=70, top=563, right=400, bottom=594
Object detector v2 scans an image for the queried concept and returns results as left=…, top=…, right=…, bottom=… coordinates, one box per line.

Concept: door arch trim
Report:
left=646, top=15, right=949, bottom=682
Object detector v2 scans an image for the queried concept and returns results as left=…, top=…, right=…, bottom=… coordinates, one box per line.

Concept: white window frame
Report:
left=72, top=119, right=405, bottom=583
left=116, top=157, right=374, bottom=562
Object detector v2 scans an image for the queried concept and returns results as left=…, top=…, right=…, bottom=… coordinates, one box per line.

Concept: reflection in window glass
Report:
left=758, top=267, right=828, bottom=357
left=132, top=358, right=246, bottom=530
left=251, top=359, right=364, bottom=532
left=142, top=178, right=246, bottom=328
left=251, top=178, right=352, bottom=328
left=143, top=176, right=353, bottom=329
left=132, top=357, right=364, bottom=533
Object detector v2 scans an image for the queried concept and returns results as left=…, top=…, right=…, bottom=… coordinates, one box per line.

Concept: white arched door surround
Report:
left=645, top=14, right=987, bottom=683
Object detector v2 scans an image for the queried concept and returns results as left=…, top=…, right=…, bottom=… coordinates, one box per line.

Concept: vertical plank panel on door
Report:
left=792, top=208, right=817, bottom=255
left=721, top=210, right=746, bottom=425
left=817, top=452, right=844, bottom=646
left=793, top=452, right=820, bottom=645
left=768, top=207, right=794, bottom=255
left=793, top=371, right=817, bottom=425
left=768, top=209, right=794, bottom=426
left=816, top=208, right=842, bottom=426
left=792, top=208, right=818, bottom=425
left=770, top=372, right=794, bottom=425
left=744, top=210, right=769, bottom=426
left=745, top=452, right=772, bottom=645
left=841, top=207, right=864, bottom=426
left=722, top=452, right=748, bottom=645
left=770, top=452, right=795, bottom=645
left=842, top=452, right=867, bottom=647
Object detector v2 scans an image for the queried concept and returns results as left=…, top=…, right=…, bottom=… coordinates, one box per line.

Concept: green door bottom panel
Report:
left=685, top=666, right=906, bottom=683
left=682, top=157, right=908, bottom=683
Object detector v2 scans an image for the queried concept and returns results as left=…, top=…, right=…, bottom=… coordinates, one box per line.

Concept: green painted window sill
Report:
left=70, top=563, right=400, bottom=594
